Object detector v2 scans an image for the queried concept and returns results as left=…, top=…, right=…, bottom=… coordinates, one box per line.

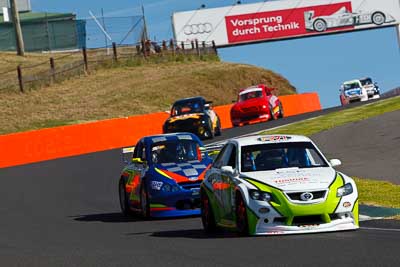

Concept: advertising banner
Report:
left=172, top=0, right=400, bottom=47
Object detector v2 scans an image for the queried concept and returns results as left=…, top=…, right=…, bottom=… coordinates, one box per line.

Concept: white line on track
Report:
left=360, top=227, right=400, bottom=232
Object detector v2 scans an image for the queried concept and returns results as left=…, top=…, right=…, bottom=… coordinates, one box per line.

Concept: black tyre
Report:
left=119, top=178, right=134, bottom=216
left=313, top=19, right=327, bottom=32
left=215, top=117, right=222, bottom=136
left=236, top=193, right=249, bottom=236
left=203, top=120, right=214, bottom=139
left=372, top=12, right=385, bottom=25
left=140, top=180, right=150, bottom=218
left=201, top=190, right=217, bottom=233
left=278, top=102, right=284, bottom=119
left=269, top=106, right=278, bottom=121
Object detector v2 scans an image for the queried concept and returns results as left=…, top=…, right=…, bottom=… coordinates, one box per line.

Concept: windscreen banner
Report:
left=172, top=0, right=400, bottom=47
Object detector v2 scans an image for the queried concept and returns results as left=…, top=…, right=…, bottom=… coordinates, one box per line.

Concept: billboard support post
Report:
left=397, top=24, right=400, bottom=51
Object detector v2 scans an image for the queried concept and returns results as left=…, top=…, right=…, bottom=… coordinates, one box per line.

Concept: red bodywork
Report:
left=230, top=84, right=283, bottom=127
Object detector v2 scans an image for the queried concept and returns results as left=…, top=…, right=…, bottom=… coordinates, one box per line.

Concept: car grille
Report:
left=240, top=114, right=261, bottom=122
left=241, top=107, right=259, bottom=113
left=178, top=181, right=202, bottom=190
left=286, top=190, right=327, bottom=202
left=292, top=215, right=325, bottom=226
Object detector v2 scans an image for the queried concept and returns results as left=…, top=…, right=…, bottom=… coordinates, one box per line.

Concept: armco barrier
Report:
left=0, top=93, right=321, bottom=168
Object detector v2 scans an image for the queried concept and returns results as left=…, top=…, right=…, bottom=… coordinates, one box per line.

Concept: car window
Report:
left=133, top=141, right=143, bottom=159
left=213, top=144, right=232, bottom=169
left=241, top=142, right=328, bottom=172
left=239, top=90, right=263, bottom=102
left=151, top=140, right=200, bottom=164
left=227, top=145, right=237, bottom=169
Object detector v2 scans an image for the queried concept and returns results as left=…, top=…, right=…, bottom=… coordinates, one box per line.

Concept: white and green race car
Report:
left=201, top=135, right=359, bottom=235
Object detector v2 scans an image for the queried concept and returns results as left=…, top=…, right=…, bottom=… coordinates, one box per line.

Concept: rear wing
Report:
left=204, top=142, right=226, bottom=161
left=122, top=146, right=135, bottom=164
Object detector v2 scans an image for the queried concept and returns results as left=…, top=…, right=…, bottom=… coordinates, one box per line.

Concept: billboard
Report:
left=172, top=0, right=400, bottom=47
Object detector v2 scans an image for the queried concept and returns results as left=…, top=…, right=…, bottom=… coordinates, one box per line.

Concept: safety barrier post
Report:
left=195, top=40, right=200, bottom=57
left=82, top=47, right=88, bottom=73
left=17, top=65, right=24, bottom=93
left=169, top=39, right=175, bottom=57
left=212, top=40, right=218, bottom=55
left=49, top=57, right=55, bottom=83
left=112, top=42, right=118, bottom=63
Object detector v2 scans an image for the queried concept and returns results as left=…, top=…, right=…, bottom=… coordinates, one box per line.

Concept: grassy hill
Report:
left=0, top=54, right=297, bottom=135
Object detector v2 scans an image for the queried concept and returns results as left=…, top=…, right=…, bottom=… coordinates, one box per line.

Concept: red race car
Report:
left=230, top=84, right=284, bottom=127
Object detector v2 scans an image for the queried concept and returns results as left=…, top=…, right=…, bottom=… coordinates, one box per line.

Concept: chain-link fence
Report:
left=0, top=15, right=145, bottom=52
left=0, top=40, right=218, bottom=93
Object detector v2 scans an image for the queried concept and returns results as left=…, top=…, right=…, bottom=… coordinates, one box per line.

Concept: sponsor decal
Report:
left=151, top=181, right=164, bottom=190
left=274, top=177, right=309, bottom=184
left=258, top=136, right=292, bottom=142
left=225, top=2, right=353, bottom=44
left=184, top=23, right=213, bottom=35
left=343, top=202, right=352, bottom=208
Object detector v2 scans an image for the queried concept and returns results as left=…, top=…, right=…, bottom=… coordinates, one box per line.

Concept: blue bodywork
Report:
left=120, top=133, right=212, bottom=217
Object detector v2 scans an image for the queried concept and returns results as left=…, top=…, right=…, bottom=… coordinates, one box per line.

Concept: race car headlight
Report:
left=337, top=183, right=353, bottom=197
left=161, top=184, right=171, bottom=192
left=249, top=190, right=272, bottom=202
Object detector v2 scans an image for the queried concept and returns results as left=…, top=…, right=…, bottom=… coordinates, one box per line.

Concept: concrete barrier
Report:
left=0, top=92, right=321, bottom=168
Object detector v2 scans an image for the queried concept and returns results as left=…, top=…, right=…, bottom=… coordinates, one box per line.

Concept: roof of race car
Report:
left=343, top=80, right=361, bottom=85
left=231, top=134, right=312, bottom=147
left=142, top=132, right=201, bottom=145
left=172, top=96, right=206, bottom=106
left=239, top=87, right=263, bottom=95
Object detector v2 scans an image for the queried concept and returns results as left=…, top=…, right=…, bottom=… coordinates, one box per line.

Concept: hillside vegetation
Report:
left=0, top=54, right=296, bottom=135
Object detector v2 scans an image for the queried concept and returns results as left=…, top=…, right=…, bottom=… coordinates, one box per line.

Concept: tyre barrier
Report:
left=0, top=93, right=321, bottom=168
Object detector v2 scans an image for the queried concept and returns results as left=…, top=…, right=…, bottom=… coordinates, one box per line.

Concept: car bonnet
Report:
left=241, top=167, right=337, bottom=192
left=154, top=160, right=211, bottom=183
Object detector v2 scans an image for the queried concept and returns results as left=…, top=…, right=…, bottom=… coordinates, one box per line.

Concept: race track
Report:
left=312, top=109, right=400, bottom=184
left=0, top=99, right=399, bottom=266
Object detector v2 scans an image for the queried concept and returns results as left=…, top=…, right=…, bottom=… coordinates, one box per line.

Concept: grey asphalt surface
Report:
left=0, top=99, right=399, bottom=266
left=312, top=109, right=400, bottom=184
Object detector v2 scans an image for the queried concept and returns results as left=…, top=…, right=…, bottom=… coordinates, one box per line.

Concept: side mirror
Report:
left=330, top=159, right=342, bottom=167
left=221, top=166, right=235, bottom=176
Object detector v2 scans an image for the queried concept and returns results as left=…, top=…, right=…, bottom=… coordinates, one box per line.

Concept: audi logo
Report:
left=300, top=192, right=314, bottom=201
left=183, top=23, right=213, bottom=35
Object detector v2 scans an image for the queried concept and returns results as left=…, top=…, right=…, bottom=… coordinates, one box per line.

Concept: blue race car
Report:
left=118, top=133, right=212, bottom=218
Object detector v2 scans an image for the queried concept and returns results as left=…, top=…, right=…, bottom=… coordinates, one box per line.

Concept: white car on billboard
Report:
left=305, top=6, right=396, bottom=32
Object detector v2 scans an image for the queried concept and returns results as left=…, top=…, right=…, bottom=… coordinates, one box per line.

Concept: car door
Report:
left=220, top=144, right=238, bottom=223
left=128, top=140, right=148, bottom=208
left=207, top=144, right=233, bottom=223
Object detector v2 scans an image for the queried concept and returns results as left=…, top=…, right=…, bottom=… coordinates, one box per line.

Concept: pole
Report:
left=141, top=5, right=149, bottom=41
left=101, top=8, right=110, bottom=55
left=397, top=24, right=400, bottom=52
left=10, top=0, right=25, bottom=56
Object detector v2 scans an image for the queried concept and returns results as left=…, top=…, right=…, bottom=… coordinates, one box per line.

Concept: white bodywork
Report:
left=305, top=7, right=396, bottom=32
left=203, top=135, right=359, bottom=235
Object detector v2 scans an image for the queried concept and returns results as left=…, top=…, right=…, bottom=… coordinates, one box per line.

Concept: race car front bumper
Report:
left=250, top=211, right=358, bottom=235
left=149, top=188, right=201, bottom=217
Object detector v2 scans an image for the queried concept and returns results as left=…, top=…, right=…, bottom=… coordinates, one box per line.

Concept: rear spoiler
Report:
left=204, top=142, right=226, bottom=161
left=122, top=146, right=135, bottom=164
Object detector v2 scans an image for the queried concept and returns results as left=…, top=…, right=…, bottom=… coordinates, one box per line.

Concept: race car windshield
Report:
left=239, top=90, right=263, bottom=102
left=171, top=101, right=203, bottom=116
left=343, top=83, right=360, bottom=90
left=241, top=142, right=328, bottom=172
left=151, top=140, right=201, bottom=164
left=360, top=78, right=373, bottom=86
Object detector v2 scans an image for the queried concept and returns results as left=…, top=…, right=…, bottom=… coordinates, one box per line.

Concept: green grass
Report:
left=262, top=96, right=400, bottom=136
left=354, top=177, right=400, bottom=209
left=260, top=97, right=400, bottom=212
